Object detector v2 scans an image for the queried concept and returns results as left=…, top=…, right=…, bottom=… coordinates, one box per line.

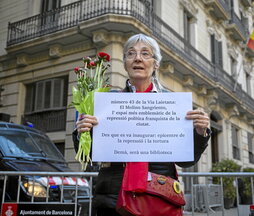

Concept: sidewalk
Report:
left=183, top=207, right=238, bottom=216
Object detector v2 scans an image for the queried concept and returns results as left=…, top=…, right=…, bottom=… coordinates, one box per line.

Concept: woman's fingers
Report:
left=186, top=109, right=210, bottom=135
left=76, top=114, right=98, bottom=133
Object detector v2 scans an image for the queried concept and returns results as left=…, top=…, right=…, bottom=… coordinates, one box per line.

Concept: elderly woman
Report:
left=73, top=34, right=210, bottom=216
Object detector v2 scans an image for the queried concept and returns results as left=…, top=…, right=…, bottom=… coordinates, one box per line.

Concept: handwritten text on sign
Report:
left=92, top=92, right=193, bottom=162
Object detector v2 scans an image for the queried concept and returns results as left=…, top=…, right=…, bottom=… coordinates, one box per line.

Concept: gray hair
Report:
left=123, top=33, right=162, bottom=67
left=123, top=33, right=164, bottom=92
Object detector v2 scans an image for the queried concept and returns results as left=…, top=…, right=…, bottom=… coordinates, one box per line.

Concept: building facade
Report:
left=0, top=0, right=254, bottom=174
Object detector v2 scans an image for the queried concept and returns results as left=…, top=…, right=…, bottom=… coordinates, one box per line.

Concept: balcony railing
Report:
left=152, top=14, right=216, bottom=81
left=22, top=109, right=66, bottom=132
left=218, top=0, right=230, bottom=13
left=240, top=0, right=252, bottom=7
left=229, top=11, right=248, bottom=39
left=7, top=0, right=151, bottom=46
left=198, top=0, right=230, bottom=20
left=7, top=1, right=80, bottom=46
left=6, top=0, right=254, bottom=114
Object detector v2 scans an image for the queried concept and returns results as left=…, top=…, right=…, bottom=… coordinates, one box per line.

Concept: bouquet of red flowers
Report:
left=71, top=52, right=111, bottom=169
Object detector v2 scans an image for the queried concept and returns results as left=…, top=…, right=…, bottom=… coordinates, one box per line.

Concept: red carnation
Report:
left=83, top=56, right=91, bottom=64
left=87, top=61, right=96, bottom=69
left=71, top=52, right=111, bottom=170
left=98, top=52, right=110, bottom=62
left=74, top=67, right=80, bottom=74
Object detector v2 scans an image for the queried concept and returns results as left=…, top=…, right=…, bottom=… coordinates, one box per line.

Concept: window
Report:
left=232, top=125, right=240, bottom=160
left=147, top=0, right=154, bottom=7
left=211, top=35, right=223, bottom=68
left=183, top=9, right=196, bottom=56
left=23, top=77, right=68, bottom=132
left=183, top=9, right=196, bottom=49
left=226, top=0, right=234, bottom=10
left=210, top=113, right=222, bottom=164
left=245, top=72, right=252, bottom=95
left=184, top=10, right=192, bottom=43
left=240, top=11, right=249, bottom=33
left=41, top=0, right=61, bottom=13
left=230, top=0, right=234, bottom=9
left=248, top=133, right=254, bottom=164
left=25, top=77, right=67, bottom=113
left=41, top=0, right=61, bottom=26
left=230, top=56, right=237, bottom=78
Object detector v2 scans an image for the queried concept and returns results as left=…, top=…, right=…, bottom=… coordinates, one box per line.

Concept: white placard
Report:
left=92, top=92, right=193, bottom=162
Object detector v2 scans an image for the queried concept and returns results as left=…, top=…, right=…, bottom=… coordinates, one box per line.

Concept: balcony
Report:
left=7, top=1, right=82, bottom=47
left=22, top=109, right=66, bottom=132
left=225, top=11, right=248, bottom=41
left=246, top=47, right=254, bottom=58
left=6, top=0, right=254, bottom=117
left=202, top=0, right=230, bottom=20
left=7, top=0, right=151, bottom=47
left=240, top=0, right=252, bottom=7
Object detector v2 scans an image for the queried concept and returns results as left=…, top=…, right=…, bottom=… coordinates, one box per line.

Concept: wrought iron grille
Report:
left=7, top=0, right=151, bottom=46
left=22, top=109, right=67, bottom=132
left=218, top=0, right=230, bottom=13
left=230, top=11, right=248, bottom=39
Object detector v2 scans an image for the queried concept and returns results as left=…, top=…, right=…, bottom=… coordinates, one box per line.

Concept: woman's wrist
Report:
left=202, top=128, right=211, bottom=137
left=196, top=128, right=211, bottom=137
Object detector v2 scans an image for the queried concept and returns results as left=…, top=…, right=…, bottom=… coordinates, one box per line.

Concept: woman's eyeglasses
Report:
left=125, top=50, right=154, bottom=60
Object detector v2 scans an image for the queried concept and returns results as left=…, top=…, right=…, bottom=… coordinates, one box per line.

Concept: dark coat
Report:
left=73, top=81, right=210, bottom=209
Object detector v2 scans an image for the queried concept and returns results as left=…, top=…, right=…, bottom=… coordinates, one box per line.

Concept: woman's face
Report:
left=125, top=42, right=158, bottom=82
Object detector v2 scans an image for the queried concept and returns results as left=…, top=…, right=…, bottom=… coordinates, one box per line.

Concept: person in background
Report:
left=73, top=33, right=211, bottom=216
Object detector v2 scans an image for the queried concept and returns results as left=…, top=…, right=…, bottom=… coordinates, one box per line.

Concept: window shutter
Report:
left=25, top=84, right=34, bottom=113
left=35, top=82, right=44, bottom=111
left=184, top=11, right=188, bottom=40
left=230, top=0, right=234, bottom=10
left=231, top=126, right=238, bottom=147
left=44, top=80, right=52, bottom=109
left=26, top=76, right=67, bottom=113
left=53, top=79, right=63, bottom=108
left=248, top=133, right=254, bottom=163
left=230, top=57, right=237, bottom=77
left=41, top=0, right=61, bottom=26
left=214, top=39, right=219, bottom=65
left=62, top=78, right=68, bottom=106
left=232, top=125, right=240, bottom=160
left=248, top=133, right=253, bottom=152
left=41, top=0, right=61, bottom=13
left=246, top=73, right=251, bottom=94
left=218, top=41, right=223, bottom=68
left=184, top=10, right=192, bottom=46
left=211, top=35, right=215, bottom=64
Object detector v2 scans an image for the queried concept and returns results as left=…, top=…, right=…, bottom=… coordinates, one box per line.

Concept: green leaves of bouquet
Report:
left=71, top=52, right=111, bottom=170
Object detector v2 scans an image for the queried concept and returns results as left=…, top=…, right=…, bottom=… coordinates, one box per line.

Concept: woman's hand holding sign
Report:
left=76, top=114, right=98, bottom=134
left=185, top=109, right=210, bottom=136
